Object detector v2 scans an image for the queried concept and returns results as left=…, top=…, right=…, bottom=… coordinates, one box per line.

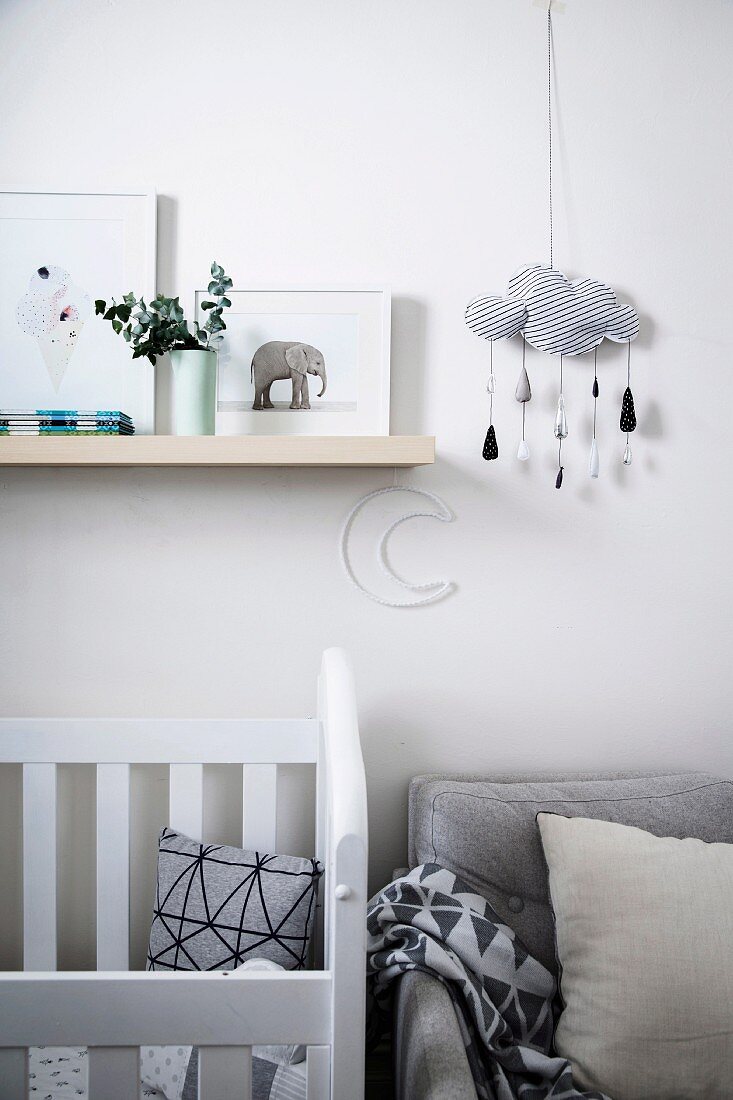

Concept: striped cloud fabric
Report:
left=464, top=295, right=526, bottom=341
left=466, top=263, right=639, bottom=356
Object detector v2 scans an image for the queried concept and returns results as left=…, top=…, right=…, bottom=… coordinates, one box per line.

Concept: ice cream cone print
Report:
left=36, top=319, right=85, bottom=391
left=16, top=265, right=92, bottom=392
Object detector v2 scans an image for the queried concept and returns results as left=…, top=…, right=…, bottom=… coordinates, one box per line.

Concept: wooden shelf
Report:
left=0, top=434, right=435, bottom=468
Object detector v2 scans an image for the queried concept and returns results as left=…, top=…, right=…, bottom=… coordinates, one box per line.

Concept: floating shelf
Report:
left=0, top=435, right=435, bottom=468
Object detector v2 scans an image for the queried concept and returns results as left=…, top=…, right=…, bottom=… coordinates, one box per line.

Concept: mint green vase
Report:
left=170, top=349, right=217, bottom=435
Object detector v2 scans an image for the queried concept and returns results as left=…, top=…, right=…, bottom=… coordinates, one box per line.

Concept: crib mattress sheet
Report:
left=29, top=1046, right=307, bottom=1100
left=29, top=1047, right=167, bottom=1099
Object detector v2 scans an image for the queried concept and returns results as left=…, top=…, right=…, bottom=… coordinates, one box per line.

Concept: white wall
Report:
left=1, top=0, right=732, bottom=942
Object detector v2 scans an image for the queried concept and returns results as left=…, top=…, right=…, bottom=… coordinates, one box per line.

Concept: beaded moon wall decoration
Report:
left=465, top=2, right=643, bottom=487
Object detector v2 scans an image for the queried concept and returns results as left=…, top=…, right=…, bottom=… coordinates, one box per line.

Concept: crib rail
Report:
left=0, top=970, right=331, bottom=1099
left=0, top=970, right=331, bottom=1044
left=0, top=941, right=337, bottom=1100
left=0, top=717, right=318, bottom=763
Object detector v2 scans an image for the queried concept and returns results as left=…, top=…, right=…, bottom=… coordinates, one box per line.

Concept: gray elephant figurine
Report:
left=251, top=341, right=327, bottom=410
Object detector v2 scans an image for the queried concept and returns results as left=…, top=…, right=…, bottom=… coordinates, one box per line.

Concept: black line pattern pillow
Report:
left=148, top=828, right=322, bottom=972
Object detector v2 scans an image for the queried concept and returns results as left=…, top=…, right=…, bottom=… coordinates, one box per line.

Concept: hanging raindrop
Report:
left=555, top=466, right=564, bottom=489
left=623, top=443, right=633, bottom=466
left=620, top=387, right=636, bottom=433
left=554, top=394, right=568, bottom=439
left=514, top=341, right=532, bottom=461
left=487, top=374, right=496, bottom=395
left=483, top=425, right=499, bottom=461
left=515, top=367, right=531, bottom=403
left=589, top=439, right=599, bottom=479
left=592, top=377, right=599, bottom=399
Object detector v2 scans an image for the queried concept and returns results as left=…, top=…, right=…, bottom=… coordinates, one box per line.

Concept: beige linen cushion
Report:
left=537, top=813, right=733, bottom=1100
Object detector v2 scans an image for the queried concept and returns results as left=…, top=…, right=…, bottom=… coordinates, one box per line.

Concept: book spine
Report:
left=0, top=420, right=132, bottom=428
left=0, top=428, right=135, bottom=435
left=0, top=410, right=133, bottom=422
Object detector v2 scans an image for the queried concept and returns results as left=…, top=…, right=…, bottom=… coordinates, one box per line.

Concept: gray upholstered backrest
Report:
left=408, top=772, right=733, bottom=974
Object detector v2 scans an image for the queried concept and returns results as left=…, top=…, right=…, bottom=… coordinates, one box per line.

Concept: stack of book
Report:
left=0, top=410, right=135, bottom=435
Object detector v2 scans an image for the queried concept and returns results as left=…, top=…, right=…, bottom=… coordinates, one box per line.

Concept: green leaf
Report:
left=132, top=324, right=144, bottom=336
left=123, top=329, right=132, bottom=342
left=218, top=296, right=232, bottom=308
left=95, top=299, right=107, bottom=316
left=200, top=300, right=216, bottom=311
left=116, top=305, right=132, bottom=322
left=123, top=292, right=137, bottom=306
left=220, top=277, right=233, bottom=290
left=103, top=306, right=117, bottom=321
left=112, top=320, right=122, bottom=334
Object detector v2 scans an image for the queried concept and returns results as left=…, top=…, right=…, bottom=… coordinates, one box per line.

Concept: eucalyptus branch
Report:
left=95, top=262, right=233, bottom=365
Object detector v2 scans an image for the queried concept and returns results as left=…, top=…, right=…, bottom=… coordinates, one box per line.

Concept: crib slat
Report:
left=198, top=1046, right=252, bottom=1099
left=307, top=1044, right=331, bottom=1098
left=242, top=764, right=277, bottom=851
left=22, top=762, right=57, bottom=970
left=96, top=763, right=130, bottom=969
left=88, top=1046, right=140, bottom=1099
left=0, top=1049, right=27, bottom=1099
left=170, top=763, right=204, bottom=839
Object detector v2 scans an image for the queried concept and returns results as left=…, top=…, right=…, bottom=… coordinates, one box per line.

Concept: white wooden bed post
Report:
left=318, top=648, right=369, bottom=1100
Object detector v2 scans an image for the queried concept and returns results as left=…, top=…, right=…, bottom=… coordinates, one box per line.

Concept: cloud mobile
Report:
left=465, top=4, right=641, bottom=485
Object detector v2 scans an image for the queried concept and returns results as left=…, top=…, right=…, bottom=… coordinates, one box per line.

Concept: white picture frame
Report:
left=0, top=188, right=157, bottom=433
left=195, top=287, right=391, bottom=436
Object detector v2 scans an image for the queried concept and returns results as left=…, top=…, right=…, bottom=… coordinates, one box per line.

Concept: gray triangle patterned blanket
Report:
left=366, top=864, right=609, bottom=1100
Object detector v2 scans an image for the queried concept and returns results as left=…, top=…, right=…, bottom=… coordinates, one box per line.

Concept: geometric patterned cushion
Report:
left=147, top=828, right=322, bottom=972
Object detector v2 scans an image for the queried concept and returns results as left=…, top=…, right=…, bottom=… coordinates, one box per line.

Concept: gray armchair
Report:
left=392, top=771, right=733, bottom=1100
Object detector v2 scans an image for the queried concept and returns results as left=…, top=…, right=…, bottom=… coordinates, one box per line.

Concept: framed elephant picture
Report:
left=195, top=287, right=390, bottom=436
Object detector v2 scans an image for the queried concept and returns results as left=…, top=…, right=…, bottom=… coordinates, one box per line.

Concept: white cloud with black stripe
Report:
left=466, top=264, right=639, bottom=356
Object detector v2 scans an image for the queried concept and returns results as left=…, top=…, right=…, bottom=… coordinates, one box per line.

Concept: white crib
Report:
left=0, top=647, right=368, bottom=1100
